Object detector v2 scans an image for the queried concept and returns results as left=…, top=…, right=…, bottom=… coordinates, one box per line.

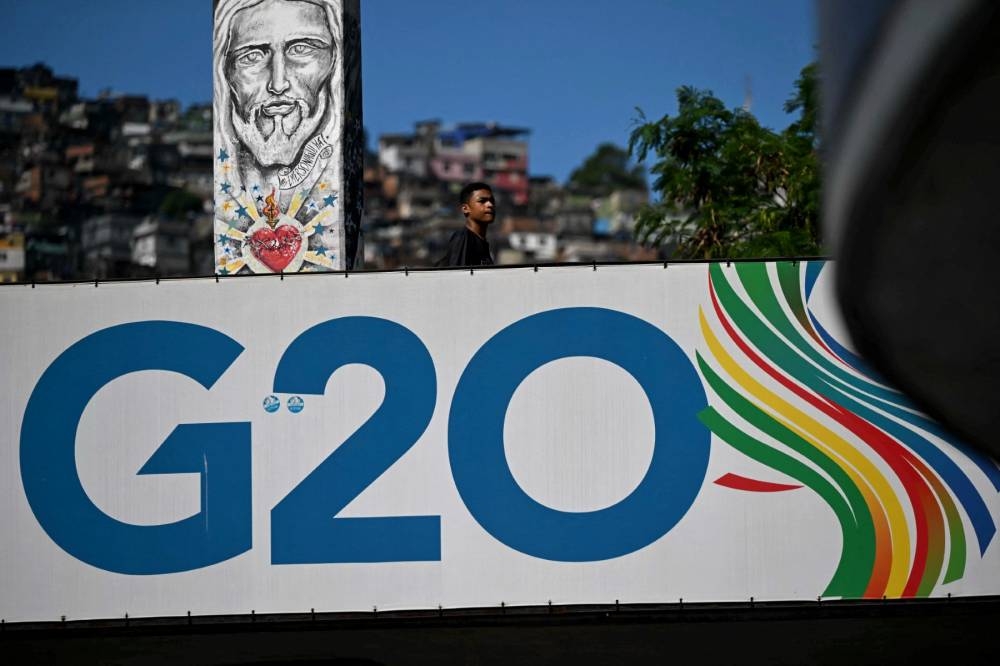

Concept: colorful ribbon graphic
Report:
left=698, top=261, right=1000, bottom=598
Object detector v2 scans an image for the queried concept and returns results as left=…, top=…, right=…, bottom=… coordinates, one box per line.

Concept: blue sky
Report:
left=4, top=0, right=816, bottom=183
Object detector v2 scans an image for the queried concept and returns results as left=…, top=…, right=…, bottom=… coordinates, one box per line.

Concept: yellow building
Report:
left=0, top=232, right=25, bottom=283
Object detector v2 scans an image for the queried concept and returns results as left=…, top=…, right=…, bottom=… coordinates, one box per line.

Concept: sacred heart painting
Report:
left=212, top=0, right=363, bottom=274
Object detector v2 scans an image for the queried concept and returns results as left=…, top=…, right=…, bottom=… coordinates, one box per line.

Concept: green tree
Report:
left=567, top=143, right=646, bottom=195
left=628, top=63, right=821, bottom=259
left=159, top=189, right=204, bottom=220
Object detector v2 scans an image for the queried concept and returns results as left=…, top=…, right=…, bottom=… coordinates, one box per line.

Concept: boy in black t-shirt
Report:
left=435, top=182, right=496, bottom=267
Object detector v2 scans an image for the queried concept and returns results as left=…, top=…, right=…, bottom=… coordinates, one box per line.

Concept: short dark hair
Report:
left=459, top=181, right=492, bottom=205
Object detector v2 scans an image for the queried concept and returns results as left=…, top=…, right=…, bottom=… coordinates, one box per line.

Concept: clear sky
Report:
left=4, top=0, right=816, bottom=183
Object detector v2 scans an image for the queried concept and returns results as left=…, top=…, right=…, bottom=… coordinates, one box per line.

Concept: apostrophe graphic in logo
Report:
left=263, top=395, right=280, bottom=414
left=287, top=396, right=304, bottom=414
left=697, top=261, right=1000, bottom=599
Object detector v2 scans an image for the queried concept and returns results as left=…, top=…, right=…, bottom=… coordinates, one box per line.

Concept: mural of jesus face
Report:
left=214, top=0, right=359, bottom=276
left=225, top=0, right=336, bottom=168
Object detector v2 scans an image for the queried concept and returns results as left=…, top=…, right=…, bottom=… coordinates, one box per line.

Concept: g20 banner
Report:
left=1, top=261, right=998, bottom=623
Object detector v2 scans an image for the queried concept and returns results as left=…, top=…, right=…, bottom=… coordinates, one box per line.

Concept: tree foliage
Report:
left=159, top=189, right=204, bottom=220
left=567, top=142, right=646, bottom=195
left=628, top=63, right=821, bottom=259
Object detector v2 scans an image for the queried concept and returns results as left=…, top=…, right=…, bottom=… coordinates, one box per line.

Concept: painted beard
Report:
left=230, top=92, right=329, bottom=168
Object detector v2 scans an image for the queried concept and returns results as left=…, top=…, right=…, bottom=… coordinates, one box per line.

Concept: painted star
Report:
left=306, top=199, right=319, bottom=211
left=318, top=181, right=329, bottom=191
left=255, top=194, right=264, bottom=203
left=218, top=266, right=230, bottom=276
left=217, top=234, right=230, bottom=244
left=220, top=181, right=232, bottom=194
left=236, top=205, right=250, bottom=219
left=218, top=149, right=229, bottom=162
left=315, top=246, right=328, bottom=256
left=313, top=223, right=326, bottom=235
left=251, top=184, right=261, bottom=194
left=323, top=194, right=338, bottom=207
left=222, top=200, right=234, bottom=213
left=226, top=218, right=241, bottom=230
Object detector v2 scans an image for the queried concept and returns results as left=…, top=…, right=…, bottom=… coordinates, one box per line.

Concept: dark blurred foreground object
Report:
left=820, top=0, right=1000, bottom=458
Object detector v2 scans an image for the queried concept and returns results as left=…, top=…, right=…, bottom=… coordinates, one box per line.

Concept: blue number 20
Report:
left=449, top=308, right=709, bottom=561
left=20, top=309, right=708, bottom=572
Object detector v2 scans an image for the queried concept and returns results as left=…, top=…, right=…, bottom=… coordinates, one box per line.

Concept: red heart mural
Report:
left=248, top=225, right=303, bottom=273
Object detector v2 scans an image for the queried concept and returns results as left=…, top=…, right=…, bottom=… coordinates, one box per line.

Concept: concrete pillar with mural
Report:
left=212, top=0, right=362, bottom=274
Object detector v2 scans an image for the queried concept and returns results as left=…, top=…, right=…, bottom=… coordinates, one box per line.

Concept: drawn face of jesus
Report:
left=226, top=0, right=336, bottom=168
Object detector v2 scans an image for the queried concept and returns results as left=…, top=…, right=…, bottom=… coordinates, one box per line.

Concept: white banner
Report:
left=1, top=261, right=998, bottom=623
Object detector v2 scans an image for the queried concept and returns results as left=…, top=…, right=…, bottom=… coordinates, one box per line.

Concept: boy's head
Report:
left=460, top=182, right=496, bottom=226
